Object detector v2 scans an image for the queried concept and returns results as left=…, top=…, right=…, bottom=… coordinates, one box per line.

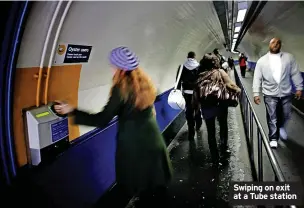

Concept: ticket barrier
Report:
left=24, top=102, right=70, bottom=166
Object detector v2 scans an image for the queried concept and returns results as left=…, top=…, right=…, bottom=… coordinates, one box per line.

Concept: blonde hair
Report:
left=111, top=68, right=157, bottom=110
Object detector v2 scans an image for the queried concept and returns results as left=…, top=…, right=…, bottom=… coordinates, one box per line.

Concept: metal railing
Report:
left=233, top=68, right=296, bottom=208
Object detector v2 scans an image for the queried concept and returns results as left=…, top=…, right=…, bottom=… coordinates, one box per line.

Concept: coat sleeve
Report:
left=252, top=59, right=263, bottom=97
left=219, top=69, right=240, bottom=92
left=71, top=86, right=122, bottom=128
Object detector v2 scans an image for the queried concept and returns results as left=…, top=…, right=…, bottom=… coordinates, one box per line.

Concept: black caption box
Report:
left=229, top=181, right=303, bottom=206
left=64, top=44, right=92, bottom=63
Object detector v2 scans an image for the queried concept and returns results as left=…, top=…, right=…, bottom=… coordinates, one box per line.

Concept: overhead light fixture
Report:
left=237, top=9, right=247, bottom=22
left=234, top=33, right=239, bottom=39
left=235, top=26, right=241, bottom=33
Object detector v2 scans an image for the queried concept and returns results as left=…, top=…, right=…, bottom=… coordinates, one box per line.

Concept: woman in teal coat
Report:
left=54, top=46, right=173, bottom=207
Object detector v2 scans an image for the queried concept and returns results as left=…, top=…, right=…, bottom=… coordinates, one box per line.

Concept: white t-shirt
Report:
left=269, top=52, right=282, bottom=84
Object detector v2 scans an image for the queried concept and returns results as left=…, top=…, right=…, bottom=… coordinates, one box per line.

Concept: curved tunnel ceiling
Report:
left=59, top=2, right=226, bottom=92
left=16, top=1, right=227, bottom=136
left=239, top=1, right=304, bottom=72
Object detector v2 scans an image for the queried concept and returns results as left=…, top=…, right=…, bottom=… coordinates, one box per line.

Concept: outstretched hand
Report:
left=226, top=83, right=241, bottom=93
left=54, top=100, right=75, bottom=115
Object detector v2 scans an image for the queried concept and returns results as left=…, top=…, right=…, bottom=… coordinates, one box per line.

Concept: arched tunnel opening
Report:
left=0, top=1, right=304, bottom=208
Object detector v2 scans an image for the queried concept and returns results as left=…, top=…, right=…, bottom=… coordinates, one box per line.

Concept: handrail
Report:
left=35, top=1, right=63, bottom=107
left=44, top=0, right=73, bottom=105
left=233, top=67, right=296, bottom=208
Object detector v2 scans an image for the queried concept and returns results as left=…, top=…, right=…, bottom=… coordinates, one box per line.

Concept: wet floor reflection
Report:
left=137, top=126, right=232, bottom=208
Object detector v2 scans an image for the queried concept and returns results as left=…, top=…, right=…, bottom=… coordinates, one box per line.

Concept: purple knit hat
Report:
left=109, top=46, right=140, bottom=71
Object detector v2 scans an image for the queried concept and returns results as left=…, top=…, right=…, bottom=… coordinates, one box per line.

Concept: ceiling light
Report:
left=237, top=9, right=247, bottom=22
left=234, top=33, right=239, bottom=39
left=235, top=26, right=241, bottom=33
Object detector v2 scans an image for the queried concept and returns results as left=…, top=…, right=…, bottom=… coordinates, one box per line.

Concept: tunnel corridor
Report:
left=1, top=1, right=304, bottom=208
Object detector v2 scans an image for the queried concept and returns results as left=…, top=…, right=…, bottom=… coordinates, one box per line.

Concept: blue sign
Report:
left=50, top=118, right=69, bottom=143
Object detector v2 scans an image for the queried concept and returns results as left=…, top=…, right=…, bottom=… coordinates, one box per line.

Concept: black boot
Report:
left=220, top=139, right=229, bottom=153
left=188, top=127, right=195, bottom=141
left=195, top=121, right=202, bottom=131
left=211, top=154, right=220, bottom=167
left=195, top=113, right=202, bottom=131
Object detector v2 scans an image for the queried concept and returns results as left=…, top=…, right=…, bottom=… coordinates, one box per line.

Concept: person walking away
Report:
left=213, top=48, right=226, bottom=66
left=239, top=53, right=247, bottom=77
left=193, top=53, right=241, bottom=165
left=176, top=51, right=202, bottom=140
left=54, top=46, right=173, bottom=207
left=252, top=38, right=303, bottom=148
left=228, top=57, right=234, bottom=69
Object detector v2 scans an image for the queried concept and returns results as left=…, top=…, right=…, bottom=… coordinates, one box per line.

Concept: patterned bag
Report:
left=195, top=69, right=240, bottom=107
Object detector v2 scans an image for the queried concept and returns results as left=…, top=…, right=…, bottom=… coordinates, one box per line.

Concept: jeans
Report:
left=204, top=106, right=228, bottom=162
left=184, top=93, right=202, bottom=131
left=263, top=95, right=292, bottom=141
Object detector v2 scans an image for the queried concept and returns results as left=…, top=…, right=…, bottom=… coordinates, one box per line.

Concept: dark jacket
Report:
left=228, top=57, right=234, bottom=67
left=176, top=58, right=200, bottom=91
left=71, top=86, right=173, bottom=195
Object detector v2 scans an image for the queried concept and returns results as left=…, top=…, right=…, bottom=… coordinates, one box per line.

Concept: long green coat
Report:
left=71, top=86, right=173, bottom=195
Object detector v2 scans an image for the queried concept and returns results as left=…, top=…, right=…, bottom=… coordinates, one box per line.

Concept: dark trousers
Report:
left=240, top=66, right=246, bottom=77
left=184, top=93, right=202, bottom=131
left=94, top=184, right=133, bottom=208
left=264, top=95, right=292, bottom=141
left=204, top=107, right=228, bottom=162
left=136, top=186, right=167, bottom=208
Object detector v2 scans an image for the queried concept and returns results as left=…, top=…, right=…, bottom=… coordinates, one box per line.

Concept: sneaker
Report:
left=280, top=128, right=288, bottom=140
left=270, top=141, right=278, bottom=148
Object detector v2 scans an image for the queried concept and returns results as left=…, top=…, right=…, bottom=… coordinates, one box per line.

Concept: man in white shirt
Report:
left=252, top=38, right=303, bottom=148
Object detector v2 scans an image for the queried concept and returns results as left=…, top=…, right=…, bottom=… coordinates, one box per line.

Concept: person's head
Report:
left=241, top=53, right=244, bottom=57
left=200, top=53, right=220, bottom=71
left=187, top=51, right=196, bottom=59
left=213, top=48, right=219, bottom=55
left=269, top=38, right=282, bottom=54
left=109, top=46, right=157, bottom=110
